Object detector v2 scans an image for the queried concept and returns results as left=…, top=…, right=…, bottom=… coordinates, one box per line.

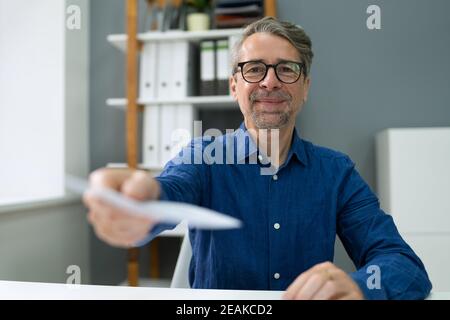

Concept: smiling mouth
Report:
left=255, top=99, right=286, bottom=103
left=254, top=99, right=287, bottom=112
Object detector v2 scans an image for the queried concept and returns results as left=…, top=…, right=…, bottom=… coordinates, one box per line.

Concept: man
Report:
left=84, top=17, right=432, bottom=299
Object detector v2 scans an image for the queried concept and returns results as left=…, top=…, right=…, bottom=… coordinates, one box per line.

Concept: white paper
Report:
left=65, top=174, right=242, bottom=230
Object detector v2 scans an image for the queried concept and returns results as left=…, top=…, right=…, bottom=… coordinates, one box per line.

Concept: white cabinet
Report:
left=376, top=127, right=450, bottom=290
left=402, top=234, right=450, bottom=291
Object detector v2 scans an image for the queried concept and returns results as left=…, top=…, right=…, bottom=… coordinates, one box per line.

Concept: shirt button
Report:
left=273, top=223, right=280, bottom=230
left=274, top=273, right=280, bottom=280
left=272, top=174, right=278, bottom=181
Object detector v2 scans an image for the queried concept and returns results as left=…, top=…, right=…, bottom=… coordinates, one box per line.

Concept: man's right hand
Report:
left=83, top=168, right=161, bottom=248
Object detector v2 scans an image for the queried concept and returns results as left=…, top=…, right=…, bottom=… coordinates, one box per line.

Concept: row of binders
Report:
left=143, top=104, right=195, bottom=169
left=201, top=39, right=229, bottom=96
left=139, top=37, right=240, bottom=100
left=140, top=40, right=195, bottom=169
left=139, top=40, right=197, bottom=101
left=139, top=36, right=240, bottom=169
left=199, top=36, right=241, bottom=96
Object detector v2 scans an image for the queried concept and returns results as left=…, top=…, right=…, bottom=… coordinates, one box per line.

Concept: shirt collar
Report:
left=234, top=122, right=308, bottom=166
left=287, top=126, right=308, bottom=166
left=235, top=122, right=258, bottom=163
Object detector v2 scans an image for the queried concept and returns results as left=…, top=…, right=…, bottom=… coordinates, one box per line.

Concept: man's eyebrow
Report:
left=244, top=58, right=301, bottom=63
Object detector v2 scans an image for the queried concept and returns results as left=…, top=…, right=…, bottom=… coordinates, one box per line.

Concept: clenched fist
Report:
left=83, top=168, right=161, bottom=248
left=283, top=262, right=364, bottom=300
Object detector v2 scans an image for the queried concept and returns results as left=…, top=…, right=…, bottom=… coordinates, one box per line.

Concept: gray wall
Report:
left=89, top=0, right=126, bottom=285
left=279, top=0, right=450, bottom=271
left=280, top=0, right=450, bottom=187
left=89, top=0, right=450, bottom=284
left=0, top=0, right=90, bottom=284
left=0, top=202, right=90, bottom=284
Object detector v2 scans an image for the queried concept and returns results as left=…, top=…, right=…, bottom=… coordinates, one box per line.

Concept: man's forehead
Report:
left=240, top=33, right=301, bottom=61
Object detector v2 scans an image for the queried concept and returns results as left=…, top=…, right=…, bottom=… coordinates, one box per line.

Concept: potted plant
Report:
left=185, top=0, right=211, bottom=31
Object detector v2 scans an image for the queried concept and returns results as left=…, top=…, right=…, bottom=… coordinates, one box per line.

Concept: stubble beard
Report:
left=249, top=91, right=294, bottom=129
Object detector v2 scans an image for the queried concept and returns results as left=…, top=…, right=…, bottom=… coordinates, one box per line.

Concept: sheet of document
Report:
left=65, top=175, right=242, bottom=230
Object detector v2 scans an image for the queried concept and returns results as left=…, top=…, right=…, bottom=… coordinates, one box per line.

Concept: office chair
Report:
left=170, top=234, right=192, bottom=288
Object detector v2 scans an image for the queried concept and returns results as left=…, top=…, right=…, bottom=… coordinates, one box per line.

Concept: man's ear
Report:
left=229, top=75, right=238, bottom=100
left=303, top=77, right=311, bottom=102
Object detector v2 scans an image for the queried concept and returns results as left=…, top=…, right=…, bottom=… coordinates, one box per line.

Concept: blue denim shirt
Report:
left=148, top=123, right=432, bottom=299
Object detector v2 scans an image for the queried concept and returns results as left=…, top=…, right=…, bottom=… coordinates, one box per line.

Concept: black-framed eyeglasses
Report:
left=234, top=60, right=305, bottom=84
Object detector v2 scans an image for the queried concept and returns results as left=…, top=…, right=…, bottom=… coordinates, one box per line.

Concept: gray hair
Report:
left=231, top=17, right=314, bottom=78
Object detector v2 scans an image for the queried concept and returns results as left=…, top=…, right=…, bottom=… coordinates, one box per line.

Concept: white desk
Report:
left=0, top=281, right=283, bottom=300
left=0, top=281, right=448, bottom=300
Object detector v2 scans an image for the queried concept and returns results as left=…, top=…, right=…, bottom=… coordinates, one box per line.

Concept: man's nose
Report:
left=259, top=67, right=282, bottom=91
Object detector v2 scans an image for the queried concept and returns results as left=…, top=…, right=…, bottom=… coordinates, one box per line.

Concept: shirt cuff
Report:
left=132, top=181, right=176, bottom=247
left=133, top=222, right=177, bottom=247
left=350, top=269, right=388, bottom=300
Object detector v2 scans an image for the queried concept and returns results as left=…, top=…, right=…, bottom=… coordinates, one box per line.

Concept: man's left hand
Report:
left=283, top=261, right=364, bottom=300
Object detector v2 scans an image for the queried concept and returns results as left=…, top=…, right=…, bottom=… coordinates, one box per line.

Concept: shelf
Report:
left=106, top=96, right=238, bottom=109
left=107, top=29, right=242, bottom=52
left=106, top=162, right=163, bottom=174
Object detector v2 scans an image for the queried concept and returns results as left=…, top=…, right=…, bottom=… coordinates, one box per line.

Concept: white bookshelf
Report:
left=106, top=28, right=241, bottom=110
left=107, top=29, right=242, bottom=52
left=106, top=29, right=242, bottom=245
left=106, top=95, right=238, bottom=109
left=106, top=28, right=242, bottom=174
left=106, top=162, right=163, bottom=172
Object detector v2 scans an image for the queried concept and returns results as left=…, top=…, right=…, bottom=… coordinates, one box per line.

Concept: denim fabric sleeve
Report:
left=134, top=139, right=209, bottom=247
left=156, top=140, right=209, bottom=206
left=336, top=156, right=432, bottom=300
left=133, top=186, right=179, bottom=247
